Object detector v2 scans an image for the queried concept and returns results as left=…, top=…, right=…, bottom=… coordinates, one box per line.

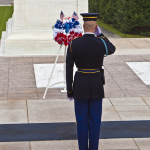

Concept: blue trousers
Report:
left=74, top=98, right=103, bottom=150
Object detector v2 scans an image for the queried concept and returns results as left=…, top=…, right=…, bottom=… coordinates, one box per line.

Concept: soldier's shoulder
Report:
left=96, top=35, right=106, bottom=41
left=72, top=36, right=82, bottom=42
left=69, top=36, right=82, bottom=53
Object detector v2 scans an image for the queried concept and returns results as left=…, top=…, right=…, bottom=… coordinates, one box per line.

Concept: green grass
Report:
left=97, top=19, right=147, bottom=38
left=0, top=6, right=14, bottom=38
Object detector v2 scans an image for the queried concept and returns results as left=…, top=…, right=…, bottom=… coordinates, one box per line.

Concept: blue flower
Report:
left=75, top=21, right=79, bottom=25
left=54, top=24, right=59, bottom=28
left=62, top=23, right=66, bottom=29
left=72, top=18, right=75, bottom=22
left=59, top=25, right=63, bottom=29
left=57, top=20, right=62, bottom=24
left=69, top=23, right=74, bottom=29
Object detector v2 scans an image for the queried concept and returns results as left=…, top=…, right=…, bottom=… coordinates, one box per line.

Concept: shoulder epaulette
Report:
left=97, top=36, right=106, bottom=41
left=70, top=36, right=82, bottom=52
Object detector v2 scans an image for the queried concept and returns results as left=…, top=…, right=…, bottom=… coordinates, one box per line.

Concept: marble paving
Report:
left=0, top=0, right=12, bottom=5
left=0, top=98, right=150, bottom=149
left=126, top=62, right=150, bottom=85
left=34, top=64, right=77, bottom=88
left=0, top=55, right=150, bottom=149
left=0, top=55, right=150, bottom=100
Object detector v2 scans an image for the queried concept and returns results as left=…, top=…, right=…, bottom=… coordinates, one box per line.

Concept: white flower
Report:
left=53, top=28, right=64, bottom=37
left=69, top=18, right=72, bottom=23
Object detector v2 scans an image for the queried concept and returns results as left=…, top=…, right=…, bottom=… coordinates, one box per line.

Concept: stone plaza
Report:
left=0, top=0, right=12, bottom=5
left=0, top=0, right=150, bottom=150
left=0, top=46, right=150, bottom=149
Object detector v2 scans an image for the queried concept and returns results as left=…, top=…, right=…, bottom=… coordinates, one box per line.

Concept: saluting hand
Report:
left=95, top=25, right=101, bottom=37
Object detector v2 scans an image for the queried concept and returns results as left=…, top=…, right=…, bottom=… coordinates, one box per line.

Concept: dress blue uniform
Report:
left=66, top=13, right=116, bottom=150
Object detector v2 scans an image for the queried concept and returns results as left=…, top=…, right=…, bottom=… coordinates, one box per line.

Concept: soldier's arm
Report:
left=66, top=43, right=74, bottom=98
left=97, top=33, right=116, bottom=55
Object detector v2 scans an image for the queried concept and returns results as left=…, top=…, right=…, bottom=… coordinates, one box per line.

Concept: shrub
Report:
left=89, top=0, right=150, bottom=33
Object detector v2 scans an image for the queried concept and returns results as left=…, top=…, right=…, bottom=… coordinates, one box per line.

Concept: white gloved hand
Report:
left=68, top=97, right=74, bottom=101
left=95, top=26, right=101, bottom=36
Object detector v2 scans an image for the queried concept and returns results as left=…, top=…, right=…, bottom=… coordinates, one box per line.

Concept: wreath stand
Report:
left=43, top=44, right=67, bottom=100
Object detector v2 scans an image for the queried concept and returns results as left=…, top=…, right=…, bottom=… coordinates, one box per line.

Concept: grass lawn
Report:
left=97, top=19, right=147, bottom=38
left=0, top=6, right=14, bottom=38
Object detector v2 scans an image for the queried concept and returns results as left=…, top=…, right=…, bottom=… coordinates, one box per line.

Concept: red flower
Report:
left=55, top=32, right=82, bottom=46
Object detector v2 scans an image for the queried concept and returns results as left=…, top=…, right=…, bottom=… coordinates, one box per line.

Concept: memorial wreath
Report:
left=53, top=11, right=83, bottom=46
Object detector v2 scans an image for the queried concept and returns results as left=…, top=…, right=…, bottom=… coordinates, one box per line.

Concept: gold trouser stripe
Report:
left=83, top=17, right=97, bottom=18
left=78, top=68, right=100, bottom=70
left=78, top=71, right=100, bottom=73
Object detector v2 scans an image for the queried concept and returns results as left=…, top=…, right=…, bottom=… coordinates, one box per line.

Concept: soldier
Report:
left=66, top=13, right=116, bottom=150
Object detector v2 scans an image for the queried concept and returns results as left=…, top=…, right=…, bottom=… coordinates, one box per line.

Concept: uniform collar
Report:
left=83, top=33, right=95, bottom=37
left=84, top=32, right=95, bottom=35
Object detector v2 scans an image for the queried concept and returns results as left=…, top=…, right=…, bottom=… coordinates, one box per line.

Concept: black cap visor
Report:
left=80, top=13, right=100, bottom=21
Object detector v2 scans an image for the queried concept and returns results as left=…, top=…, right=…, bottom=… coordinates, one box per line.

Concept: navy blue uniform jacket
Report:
left=66, top=33, right=116, bottom=99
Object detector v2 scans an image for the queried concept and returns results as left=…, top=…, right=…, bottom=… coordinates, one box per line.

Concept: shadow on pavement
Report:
left=0, top=121, right=150, bottom=142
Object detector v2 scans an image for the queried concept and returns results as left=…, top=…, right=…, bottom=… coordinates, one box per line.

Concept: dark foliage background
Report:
left=89, top=0, right=150, bottom=35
